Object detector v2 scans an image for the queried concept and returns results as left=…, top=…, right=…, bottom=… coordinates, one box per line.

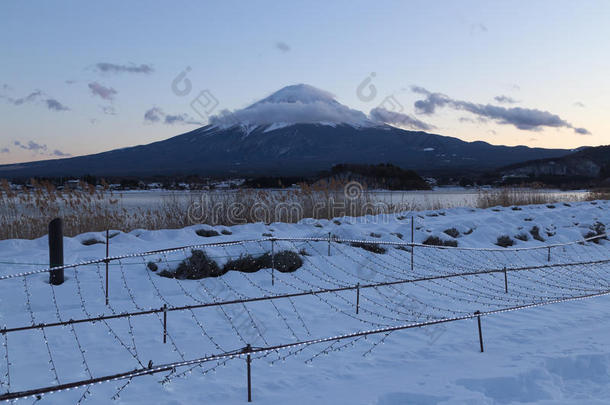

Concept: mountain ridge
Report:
left=0, top=84, right=579, bottom=178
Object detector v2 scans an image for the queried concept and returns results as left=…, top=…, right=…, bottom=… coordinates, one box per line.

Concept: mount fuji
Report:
left=0, top=84, right=573, bottom=178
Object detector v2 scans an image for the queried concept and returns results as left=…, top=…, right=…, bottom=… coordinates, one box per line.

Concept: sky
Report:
left=1, top=0, right=609, bottom=165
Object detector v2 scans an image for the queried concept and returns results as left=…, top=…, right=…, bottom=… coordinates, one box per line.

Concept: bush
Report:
left=423, top=236, right=458, bottom=247
left=585, top=221, right=607, bottom=244
left=82, top=238, right=104, bottom=246
left=195, top=228, right=220, bottom=237
left=147, top=261, right=158, bottom=271
left=223, top=251, right=303, bottom=273
left=530, top=226, right=545, bottom=242
left=161, top=250, right=224, bottom=280
left=514, top=232, right=529, bottom=242
left=350, top=242, right=387, bottom=254
left=496, top=235, right=514, bottom=248
left=221, top=229, right=232, bottom=235
left=443, top=228, right=460, bottom=238
left=369, top=232, right=382, bottom=238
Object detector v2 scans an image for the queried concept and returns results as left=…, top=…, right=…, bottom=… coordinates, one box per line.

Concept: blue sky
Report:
left=1, top=0, right=608, bottom=164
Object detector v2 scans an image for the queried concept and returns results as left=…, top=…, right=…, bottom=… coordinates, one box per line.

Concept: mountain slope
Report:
left=499, top=145, right=610, bottom=180
left=0, top=124, right=572, bottom=178
left=0, top=84, right=575, bottom=178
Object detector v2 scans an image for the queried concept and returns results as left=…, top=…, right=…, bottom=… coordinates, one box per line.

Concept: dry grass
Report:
left=586, top=188, right=610, bottom=201
left=476, top=187, right=589, bottom=209
left=0, top=179, right=414, bottom=240
left=3, top=180, right=606, bottom=241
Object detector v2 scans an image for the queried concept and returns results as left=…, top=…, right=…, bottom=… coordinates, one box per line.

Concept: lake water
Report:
left=113, top=187, right=589, bottom=211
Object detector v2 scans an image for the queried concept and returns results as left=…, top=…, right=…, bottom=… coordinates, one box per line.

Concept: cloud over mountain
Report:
left=144, top=107, right=202, bottom=125
left=209, top=84, right=371, bottom=128
left=94, top=62, right=153, bottom=74
left=1, top=89, right=69, bottom=112
left=88, top=82, right=117, bottom=100
left=369, top=107, right=433, bottom=130
left=411, top=86, right=589, bottom=135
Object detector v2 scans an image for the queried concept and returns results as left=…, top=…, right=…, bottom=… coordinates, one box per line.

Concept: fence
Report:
left=0, top=226, right=609, bottom=402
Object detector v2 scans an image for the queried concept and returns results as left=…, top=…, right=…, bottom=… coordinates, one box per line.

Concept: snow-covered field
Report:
left=0, top=199, right=609, bottom=404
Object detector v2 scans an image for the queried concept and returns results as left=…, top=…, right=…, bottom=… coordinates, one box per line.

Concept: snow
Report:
left=208, top=84, right=378, bottom=133
left=0, top=200, right=609, bottom=404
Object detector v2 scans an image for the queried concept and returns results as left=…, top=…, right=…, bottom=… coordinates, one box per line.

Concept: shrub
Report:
left=391, top=232, right=404, bottom=239
left=423, top=236, right=458, bottom=247
left=221, top=229, right=232, bottom=235
left=195, top=228, right=220, bottom=237
left=160, top=250, right=224, bottom=279
left=147, top=261, right=158, bottom=271
left=369, top=232, right=382, bottom=238
left=81, top=238, right=104, bottom=246
left=443, top=228, right=460, bottom=238
left=223, top=251, right=303, bottom=273
left=350, top=242, right=387, bottom=254
left=530, top=226, right=545, bottom=242
left=514, top=232, right=529, bottom=242
left=496, top=235, right=514, bottom=248
left=585, top=221, right=607, bottom=244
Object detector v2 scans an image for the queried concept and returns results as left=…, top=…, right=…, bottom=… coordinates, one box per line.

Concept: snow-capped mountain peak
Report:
left=209, top=84, right=375, bottom=131
left=248, top=84, right=339, bottom=107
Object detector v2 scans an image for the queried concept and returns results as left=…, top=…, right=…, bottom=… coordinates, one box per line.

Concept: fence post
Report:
left=271, top=239, right=275, bottom=286
left=328, top=232, right=331, bottom=257
left=105, top=229, right=109, bottom=305
left=356, top=283, right=360, bottom=314
left=411, top=216, right=414, bottom=271
left=245, top=344, right=252, bottom=402
left=163, top=304, right=167, bottom=344
left=49, top=218, right=64, bottom=285
left=547, top=246, right=551, bottom=262
left=475, top=310, right=484, bottom=352
left=504, top=268, right=508, bottom=293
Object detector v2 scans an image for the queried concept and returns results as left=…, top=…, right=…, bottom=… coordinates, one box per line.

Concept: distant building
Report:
left=65, top=180, right=81, bottom=190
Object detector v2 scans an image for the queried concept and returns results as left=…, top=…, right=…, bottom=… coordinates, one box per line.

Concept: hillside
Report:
left=499, top=145, right=610, bottom=184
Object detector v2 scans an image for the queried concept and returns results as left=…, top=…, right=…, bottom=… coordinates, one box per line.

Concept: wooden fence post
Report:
left=245, top=344, right=252, bottom=402
left=475, top=310, right=484, bottom=352
left=49, top=218, right=64, bottom=285
left=411, top=216, right=415, bottom=271
left=105, top=230, right=109, bottom=305
left=163, top=304, right=167, bottom=344
left=356, top=283, right=360, bottom=314
left=271, top=239, right=275, bottom=286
